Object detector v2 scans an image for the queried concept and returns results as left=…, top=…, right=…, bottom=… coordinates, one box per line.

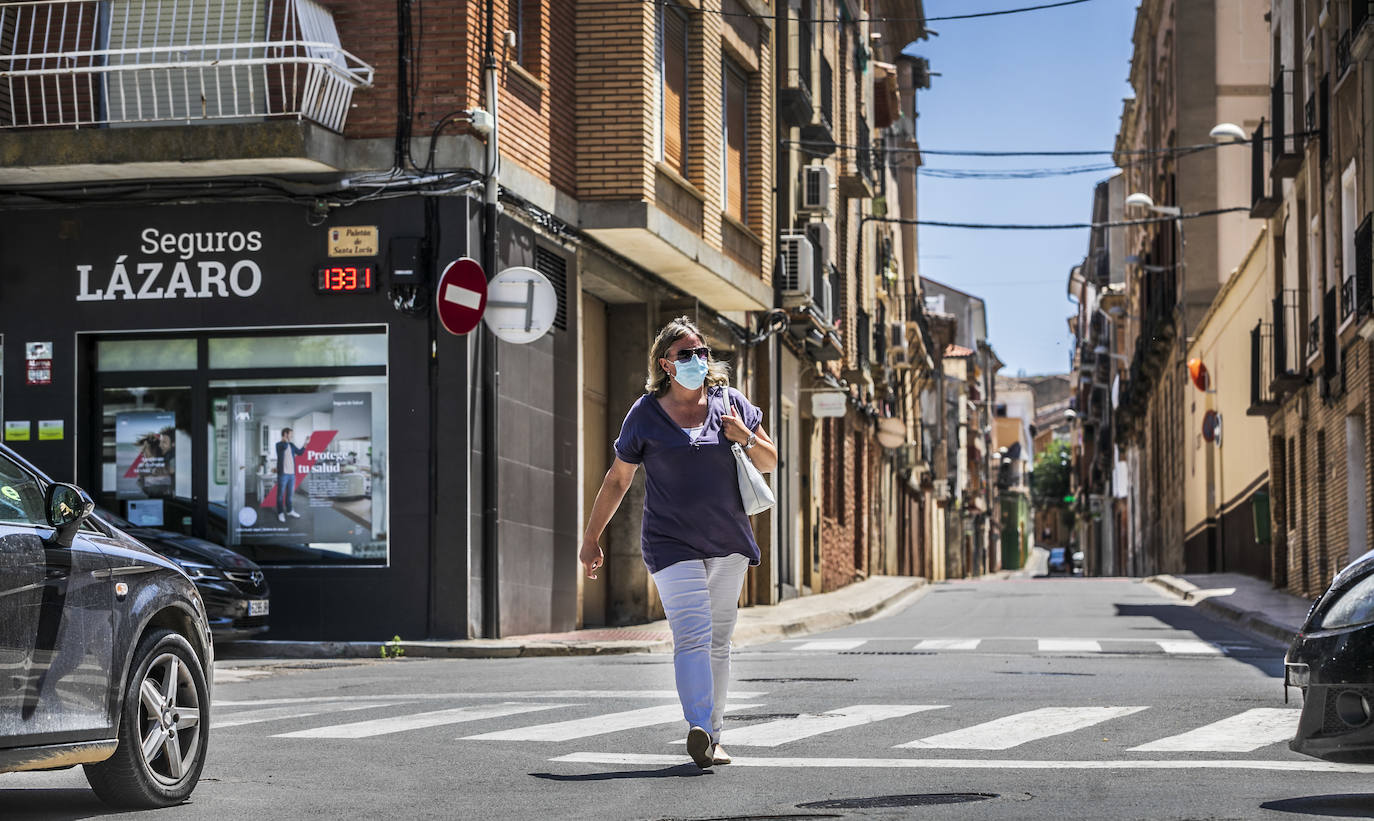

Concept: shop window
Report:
left=97, top=338, right=197, bottom=371
left=210, top=376, right=387, bottom=564
left=208, top=333, right=386, bottom=369
left=659, top=2, right=689, bottom=176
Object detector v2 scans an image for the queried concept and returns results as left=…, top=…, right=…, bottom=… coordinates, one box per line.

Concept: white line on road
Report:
left=464, top=703, right=760, bottom=742
left=794, top=639, right=868, bottom=651
left=712, top=705, right=947, bottom=747
left=215, top=701, right=409, bottom=729
left=274, top=702, right=569, bottom=739
left=897, top=706, right=1148, bottom=750
left=549, top=752, right=1374, bottom=773
left=215, top=690, right=767, bottom=707
left=1038, top=639, right=1102, bottom=653
left=1129, top=708, right=1300, bottom=752
left=915, top=639, right=981, bottom=650
left=1154, top=639, right=1223, bottom=655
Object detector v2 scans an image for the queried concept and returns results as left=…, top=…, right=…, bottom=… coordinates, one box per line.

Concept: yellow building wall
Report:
left=1184, top=228, right=1272, bottom=539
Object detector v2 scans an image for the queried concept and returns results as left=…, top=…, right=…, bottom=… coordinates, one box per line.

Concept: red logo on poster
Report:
left=435, top=258, right=487, bottom=336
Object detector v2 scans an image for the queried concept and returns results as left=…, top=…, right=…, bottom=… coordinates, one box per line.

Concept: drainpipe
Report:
left=480, top=0, right=501, bottom=638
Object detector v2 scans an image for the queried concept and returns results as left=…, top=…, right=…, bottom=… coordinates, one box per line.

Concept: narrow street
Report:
left=4, top=577, right=1362, bottom=820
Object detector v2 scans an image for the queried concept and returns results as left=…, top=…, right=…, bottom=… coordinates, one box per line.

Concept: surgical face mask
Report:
left=672, top=354, right=709, bottom=390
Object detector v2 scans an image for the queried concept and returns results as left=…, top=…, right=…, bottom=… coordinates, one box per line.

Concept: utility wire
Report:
left=862, top=207, right=1252, bottom=231
left=656, top=0, right=1097, bottom=24
left=783, top=138, right=1234, bottom=158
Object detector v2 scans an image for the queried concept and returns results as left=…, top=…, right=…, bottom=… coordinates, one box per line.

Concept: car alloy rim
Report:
left=137, top=652, right=202, bottom=786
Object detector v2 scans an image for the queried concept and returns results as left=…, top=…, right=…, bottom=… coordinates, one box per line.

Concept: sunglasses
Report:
left=670, top=346, right=710, bottom=363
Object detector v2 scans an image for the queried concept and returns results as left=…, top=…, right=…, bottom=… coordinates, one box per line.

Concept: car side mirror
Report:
left=46, top=483, right=94, bottom=548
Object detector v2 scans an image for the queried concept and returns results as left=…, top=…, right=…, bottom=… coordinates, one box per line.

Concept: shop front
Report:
left=0, top=197, right=465, bottom=639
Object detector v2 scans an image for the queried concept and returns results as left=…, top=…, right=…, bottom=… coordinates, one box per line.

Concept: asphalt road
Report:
left=6, top=576, right=1373, bottom=820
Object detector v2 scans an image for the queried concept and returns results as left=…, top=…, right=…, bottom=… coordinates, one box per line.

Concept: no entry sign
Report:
left=436, top=258, right=487, bottom=336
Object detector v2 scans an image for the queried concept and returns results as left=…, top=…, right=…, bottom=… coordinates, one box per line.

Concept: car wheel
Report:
left=84, top=628, right=209, bottom=808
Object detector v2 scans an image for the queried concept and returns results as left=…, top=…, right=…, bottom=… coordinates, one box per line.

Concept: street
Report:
left=4, top=576, right=1369, bottom=820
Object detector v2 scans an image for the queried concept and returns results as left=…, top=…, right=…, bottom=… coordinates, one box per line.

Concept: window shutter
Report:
left=662, top=6, right=687, bottom=175
left=723, top=61, right=747, bottom=220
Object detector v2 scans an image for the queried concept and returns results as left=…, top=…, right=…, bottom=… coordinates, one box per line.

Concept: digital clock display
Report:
left=316, top=264, right=376, bottom=293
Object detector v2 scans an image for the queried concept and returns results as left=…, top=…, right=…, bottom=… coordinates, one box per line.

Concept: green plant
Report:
left=380, top=634, right=405, bottom=659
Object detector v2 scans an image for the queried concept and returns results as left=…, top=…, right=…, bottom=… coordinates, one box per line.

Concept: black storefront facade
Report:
left=0, top=194, right=580, bottom=641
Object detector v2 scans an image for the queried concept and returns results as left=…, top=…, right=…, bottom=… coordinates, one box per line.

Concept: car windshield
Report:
left=1317, top=572, right=1374, bottom=630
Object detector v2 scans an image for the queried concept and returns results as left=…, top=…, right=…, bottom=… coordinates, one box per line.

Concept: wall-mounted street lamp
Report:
left=1209, top=122, right=1249, bottom=144
left=1125, top=192, right=1181, bottom=218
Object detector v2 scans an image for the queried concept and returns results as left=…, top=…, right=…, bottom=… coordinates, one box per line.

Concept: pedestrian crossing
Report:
left=210, top=692, right=1304, bottom=759
left=779, top=636, right=1248, bottom=656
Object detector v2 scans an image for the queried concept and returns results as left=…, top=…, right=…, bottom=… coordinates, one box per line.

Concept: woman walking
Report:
left=580, top=316, right=777, bottom=769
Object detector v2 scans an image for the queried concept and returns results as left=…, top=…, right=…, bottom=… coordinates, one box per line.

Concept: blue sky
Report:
left=904, top=0, right=1138, bottom=376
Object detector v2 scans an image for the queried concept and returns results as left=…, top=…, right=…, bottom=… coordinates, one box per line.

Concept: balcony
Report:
left=1248, top=320, right=1277, bottom=416
left=798, top=54, right=835, bottom=157
left=1270, top=72, right=1302, bottom=178
left=1308, top=315, right=1321, bottom=361
left=1249, top=120, right=1279, bottom=218
left=839, top=113, right=874, bottom=199
left=1338, top=28, right=1355, bottom=78
left=779, top=17, right=813, bottom=127
left=1272, top=289, right=1306, bottom=392
left=1357, top=215, right=1374, bottom=339
left=0, top=0, right=372, bottom=183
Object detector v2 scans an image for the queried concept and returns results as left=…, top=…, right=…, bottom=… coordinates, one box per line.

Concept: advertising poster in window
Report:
left=115, top=411, right=177, bottom=499
left=227, top=391, right=376, bottom=560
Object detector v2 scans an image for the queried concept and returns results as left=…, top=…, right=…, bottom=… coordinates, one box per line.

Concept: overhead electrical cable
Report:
left=654, top=0, right=1097, bottom=24
left=861, top=207, right=1252, bottom=231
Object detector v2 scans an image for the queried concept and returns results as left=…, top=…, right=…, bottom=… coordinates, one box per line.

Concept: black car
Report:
left=0, top=443, right=213, bottom=807
left=97, top=507, right=270, bottom=641
left=1285, top=550, right=1374, bottom=760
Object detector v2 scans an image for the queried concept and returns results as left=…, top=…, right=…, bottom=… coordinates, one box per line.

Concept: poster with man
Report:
left=114, top=411, right=177, bottom=499
left=226, top=391, right=374, bottom=560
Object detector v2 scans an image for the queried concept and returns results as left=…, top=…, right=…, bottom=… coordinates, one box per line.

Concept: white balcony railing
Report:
left=0, top=0, right=373, bottom=132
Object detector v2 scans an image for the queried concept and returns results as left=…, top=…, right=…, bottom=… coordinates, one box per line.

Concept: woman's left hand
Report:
left=722, top=405, right=752, bottom=445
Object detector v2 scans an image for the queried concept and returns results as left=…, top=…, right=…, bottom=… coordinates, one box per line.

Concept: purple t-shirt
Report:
left=613, top=386, right=763, bottom=574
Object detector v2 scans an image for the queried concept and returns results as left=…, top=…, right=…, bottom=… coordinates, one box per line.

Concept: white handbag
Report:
left=732, top=441, right=775, bottom=515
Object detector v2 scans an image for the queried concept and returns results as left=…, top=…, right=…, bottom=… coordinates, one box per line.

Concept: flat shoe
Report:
left=686, top=726, right=713, bottom=769
left=711, top=743, right=732, bottom=765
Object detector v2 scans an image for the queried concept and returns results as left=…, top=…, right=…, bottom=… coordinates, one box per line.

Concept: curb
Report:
left=219, top=577, right=925, bottom=661
left=1144, top=575, right=1296, bottom=648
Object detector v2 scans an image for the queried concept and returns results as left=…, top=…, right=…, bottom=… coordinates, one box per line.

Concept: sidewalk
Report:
left=218, top=574, right=928, bottom=660
left=1145, top=572, right=1316, bottom=647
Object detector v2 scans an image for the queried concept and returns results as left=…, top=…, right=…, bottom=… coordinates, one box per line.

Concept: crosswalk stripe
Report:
left=794, top=639, right=867, bottom=651
left=897, top=706, right=1148, bottom=750
left=915, top=639, right=980, bottom=651
left=464, top=703, right=761, bottom=742
left=1038, top=639, right=1101, bottom=653
left=215, top=701, right=408, bottom=729
left=721, top=705, right=946, bottom=747
left=273, top=702, right=569, bottom=739
left=550, top=753, right=1374, bottom=773
left=216, top=690, right=767, bottom=707
left=1129, top=708, right=1299, bottom=752
left=1154, top=639, right=1222, bottom=655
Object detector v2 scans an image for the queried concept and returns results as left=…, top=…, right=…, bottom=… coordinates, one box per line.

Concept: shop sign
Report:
left=4, top=421, right=30, bottom=442
left=327, top=225, right=379, bottom=258
left=76, top=227, right=264, bottom=302
left=811, top=391, right=847, bottom=418
left=37, top=420, right=64, bottom=441
left=25, top=341, right=51, bottom=385
left=115, top=411, right=177, bottom=499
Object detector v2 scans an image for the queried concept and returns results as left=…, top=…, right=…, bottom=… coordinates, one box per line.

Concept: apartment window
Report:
left=722, top=58, right=748, bottom=221
left=507, top=0, right=540, bottom=73
left=1341, top=161, right=1358, bottom=324
left=659, top=2, right=689, bottom=176
left=1308, top=213, right=1322, bottom=360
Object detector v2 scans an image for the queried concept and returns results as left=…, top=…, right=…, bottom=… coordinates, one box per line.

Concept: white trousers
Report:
left=651, top=553, right=750, bottom=741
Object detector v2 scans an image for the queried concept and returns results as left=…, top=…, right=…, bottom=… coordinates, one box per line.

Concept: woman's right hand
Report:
left=579, top=540, right=604, bottom=579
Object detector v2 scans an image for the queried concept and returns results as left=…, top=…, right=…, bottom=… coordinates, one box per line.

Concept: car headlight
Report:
left=177, top=560, right=223, bottom=580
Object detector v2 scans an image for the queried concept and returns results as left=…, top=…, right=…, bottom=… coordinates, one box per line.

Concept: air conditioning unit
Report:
left=778, top=233, right=815, bottom=304
left=801, top=165, right=831, bottom=213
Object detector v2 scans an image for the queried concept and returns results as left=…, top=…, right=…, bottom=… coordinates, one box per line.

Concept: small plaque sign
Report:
left=327, top=225, right=379, bottom=258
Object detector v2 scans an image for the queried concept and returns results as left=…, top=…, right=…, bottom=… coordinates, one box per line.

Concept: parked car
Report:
left=1047, top=547, right=1069, bottom=575
left=0, top=443, right=213, bottom=807
left=1286, top=550, right=1374, bottom=760
left=97, top=507, right=270, bottom=641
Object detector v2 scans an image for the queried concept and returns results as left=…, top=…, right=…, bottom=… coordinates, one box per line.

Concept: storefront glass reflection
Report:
left=98, top=387, right=192, bottom=527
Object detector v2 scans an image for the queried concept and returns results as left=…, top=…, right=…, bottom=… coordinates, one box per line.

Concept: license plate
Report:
left=248, top=599, right=269, bottom=617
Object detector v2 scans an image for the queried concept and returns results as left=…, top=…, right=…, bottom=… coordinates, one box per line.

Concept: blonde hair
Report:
left=645, top=316, right=731, bottom=397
